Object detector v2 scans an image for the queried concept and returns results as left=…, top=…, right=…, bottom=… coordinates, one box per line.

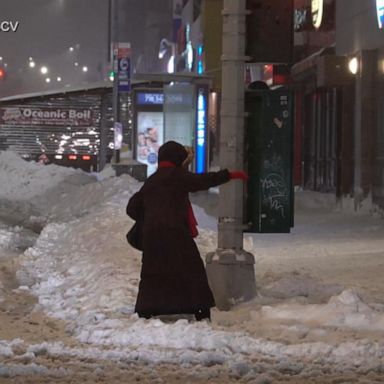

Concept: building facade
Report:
left=336, top=0, right=384, bottom=210
left=291, top=0, right=384, bottom=213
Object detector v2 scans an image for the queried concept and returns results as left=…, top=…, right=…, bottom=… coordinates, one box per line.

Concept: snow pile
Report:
left=259, top=272, right=343, bottom=301
left=0, top=151, right=88, bottom=201
left=16, top=169, right=384, bottom=370
left=258, top=289, right=384, bottom=331
left=0, top=226, right=18, bottom=251
left=0, top=223, right=37, bottom=252
left=294, top=190, right=337, bottom=212
left=0, top=151, right=144, bottom=228
left=2, top=150, right=384, bottom=378
left=0, top=340, right=16, bottom=358
left=0, top=363, right=69, bottom=379
left=0, top=151, right=100, bottom=230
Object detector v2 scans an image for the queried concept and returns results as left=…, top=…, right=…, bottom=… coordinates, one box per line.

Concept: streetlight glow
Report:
left=40, top=66, right=48, bottom=74
left=167, top=56, right=175, bottom=73
left=348, top=57, right=359, bottom=75
left=159, top=38, right=176, bottom=73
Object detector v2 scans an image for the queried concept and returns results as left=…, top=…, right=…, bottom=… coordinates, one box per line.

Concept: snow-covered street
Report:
left=1, top=150, right=384, bottom=383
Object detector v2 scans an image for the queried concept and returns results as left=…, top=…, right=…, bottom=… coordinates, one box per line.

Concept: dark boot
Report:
left=195, top=308, right=211, bottom=321
left=137, top=312, right=152, bottom=319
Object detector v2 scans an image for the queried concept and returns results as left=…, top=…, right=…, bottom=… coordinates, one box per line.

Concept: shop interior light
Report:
left=348, top=57, right=359, bottom=75
left=376, top=0, right=384, bottom=29
left=167, top=56, right=175, bottom=73
left=311, top=0, right=324, bottom=29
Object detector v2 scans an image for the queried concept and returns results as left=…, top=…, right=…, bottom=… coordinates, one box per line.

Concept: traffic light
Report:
left=0, top=67, right=5, bottom=80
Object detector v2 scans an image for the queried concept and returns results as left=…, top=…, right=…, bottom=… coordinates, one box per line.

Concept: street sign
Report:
left=114, top=42, right=131, bottom=93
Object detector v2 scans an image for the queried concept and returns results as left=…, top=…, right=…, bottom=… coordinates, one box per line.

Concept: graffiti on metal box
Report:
left=261, top=154, right=288, bottom=218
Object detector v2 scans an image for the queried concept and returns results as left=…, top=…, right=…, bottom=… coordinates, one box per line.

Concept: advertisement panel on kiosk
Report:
left=133, top=90, right=164, bottom=176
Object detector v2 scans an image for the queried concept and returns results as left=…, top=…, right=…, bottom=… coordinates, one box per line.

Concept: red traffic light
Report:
left=0, top=68, right=5, bottom=79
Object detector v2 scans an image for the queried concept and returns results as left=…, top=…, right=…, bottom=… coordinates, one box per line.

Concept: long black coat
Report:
left=126, top=166, right=230, bottom=315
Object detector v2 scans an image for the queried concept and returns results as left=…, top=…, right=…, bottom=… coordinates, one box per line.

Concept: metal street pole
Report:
left=206, top=0, right=256, bottom=310
left=111, top=0, right=120, bottom=163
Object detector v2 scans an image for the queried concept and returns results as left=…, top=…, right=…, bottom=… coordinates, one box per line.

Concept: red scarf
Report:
left=158, top=161, right=199, bottom=238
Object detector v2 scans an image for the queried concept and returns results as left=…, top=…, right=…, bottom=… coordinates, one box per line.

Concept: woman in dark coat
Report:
left=126, top=141, right=247, bottom=321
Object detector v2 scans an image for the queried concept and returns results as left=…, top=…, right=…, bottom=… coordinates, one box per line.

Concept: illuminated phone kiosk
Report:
left=132, top=76, right=211, bottom=176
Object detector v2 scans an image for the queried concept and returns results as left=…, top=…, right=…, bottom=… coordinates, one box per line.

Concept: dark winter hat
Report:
left=158, top=140, right=188, bottom=167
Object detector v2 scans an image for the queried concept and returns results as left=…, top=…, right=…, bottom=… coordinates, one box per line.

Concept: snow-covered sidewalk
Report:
left=1, top=150, right=384, bottom=383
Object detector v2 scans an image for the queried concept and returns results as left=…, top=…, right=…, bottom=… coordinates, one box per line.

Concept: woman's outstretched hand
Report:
left=229, top=170, right=249, bottom=181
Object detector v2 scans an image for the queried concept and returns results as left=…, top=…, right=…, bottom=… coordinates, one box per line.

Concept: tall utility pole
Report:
left=206, top=0, right=256, bottom=310
left=111, top=0, right=120, bottom=163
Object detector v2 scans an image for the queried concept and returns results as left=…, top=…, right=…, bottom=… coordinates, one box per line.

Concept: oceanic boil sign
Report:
left=0, top=107, right=94, bottom=126
left=0, top=21, right=19, bottom=32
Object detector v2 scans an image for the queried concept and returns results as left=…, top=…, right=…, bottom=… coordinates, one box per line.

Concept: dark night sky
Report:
left=0, top=0, right=174, bottom=98
left=0, top=0, right=172, bottom=98
left=0, top=0, right=110, bottom=97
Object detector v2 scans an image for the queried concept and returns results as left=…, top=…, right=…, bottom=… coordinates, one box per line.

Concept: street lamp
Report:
left=348, top=57, right=359, bottom=75
left=158, top=38, right=176, bottom=73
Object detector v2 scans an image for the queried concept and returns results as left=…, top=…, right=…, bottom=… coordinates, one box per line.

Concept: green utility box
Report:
left=244, top=88, right=294, bottom=233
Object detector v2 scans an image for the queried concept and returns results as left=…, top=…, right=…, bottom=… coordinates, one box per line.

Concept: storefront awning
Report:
left=133, top=72, right=213, bottom=85
left=291, top=46, right=335, bottom=81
